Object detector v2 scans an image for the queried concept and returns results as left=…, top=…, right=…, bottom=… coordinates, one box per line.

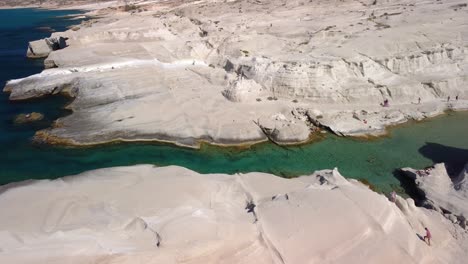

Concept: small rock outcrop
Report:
left=26, top=36, right=66, bottom=58
left=13, top=112, right=44, bottom=124
left=222, top=77, right=264, bottom=102
left=400, top=163, right=468, bottom=229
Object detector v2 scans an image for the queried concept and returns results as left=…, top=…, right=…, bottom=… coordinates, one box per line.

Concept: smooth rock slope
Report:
left=0, top=165, right=467, bottom=263
left=4, top=0, right=468, bottom=147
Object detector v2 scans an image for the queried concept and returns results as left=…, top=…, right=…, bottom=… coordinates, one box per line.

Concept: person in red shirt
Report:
left=424, top=227, right=432, bottom=246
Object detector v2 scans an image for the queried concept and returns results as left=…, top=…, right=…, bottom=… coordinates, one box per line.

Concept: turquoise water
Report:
left=1, top=9, right=467, bottom=193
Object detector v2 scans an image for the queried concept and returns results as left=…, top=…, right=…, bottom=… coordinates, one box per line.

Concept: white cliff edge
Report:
left=0, top=165, right=467, bottom=263
left=2, top=0, right=468, bottom=147
left=400, top=163, right=468, bottom=229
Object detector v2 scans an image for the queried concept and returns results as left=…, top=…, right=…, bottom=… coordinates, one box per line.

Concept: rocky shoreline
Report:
left=2, top=0, right=468, bottom=148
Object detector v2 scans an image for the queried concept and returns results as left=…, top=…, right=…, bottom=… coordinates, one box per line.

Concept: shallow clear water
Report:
left=1, top=9, right=467, bottom=193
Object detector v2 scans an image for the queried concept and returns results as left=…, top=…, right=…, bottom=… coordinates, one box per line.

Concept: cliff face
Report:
left=401, top=163, right=468, bottom=229
left=4, top=0, right=468, bottom=146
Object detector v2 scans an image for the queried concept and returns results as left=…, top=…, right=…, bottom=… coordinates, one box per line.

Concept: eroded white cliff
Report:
left=4, top=0, right=468, bottom=146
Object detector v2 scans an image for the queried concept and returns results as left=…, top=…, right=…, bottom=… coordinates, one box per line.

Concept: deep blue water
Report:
left=0, top=8, right=83, bottom=181
left=1, top=9, right=467, bottom=194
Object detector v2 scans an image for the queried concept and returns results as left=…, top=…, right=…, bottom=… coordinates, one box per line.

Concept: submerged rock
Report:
left=13, top=112, right=44, bottom=124
left=36, top=26, right=55, bottom=33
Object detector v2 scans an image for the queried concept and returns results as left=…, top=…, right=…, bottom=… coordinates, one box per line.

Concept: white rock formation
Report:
left=223, top=77, right=264, bottom=102
left=26, top=37, right=67, bottom=58
left=3, top=0, right=468, bottom=146
left=0, top=165, right=467, bottom=263
left=400, top=163, right=468, bottom=229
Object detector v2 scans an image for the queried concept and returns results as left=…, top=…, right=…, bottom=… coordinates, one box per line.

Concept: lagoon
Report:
left=1, top=8, right=467, bottom=193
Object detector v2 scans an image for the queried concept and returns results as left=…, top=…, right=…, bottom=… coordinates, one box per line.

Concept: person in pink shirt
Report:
left=424, top=227, right=432, bottom=246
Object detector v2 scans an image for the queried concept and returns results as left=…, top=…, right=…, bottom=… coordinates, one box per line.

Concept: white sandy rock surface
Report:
left=0, top=165, right=467, bottom=263
left=0, top=0, right=117, bottom=9
left=4, top=0, right=468, bottom=147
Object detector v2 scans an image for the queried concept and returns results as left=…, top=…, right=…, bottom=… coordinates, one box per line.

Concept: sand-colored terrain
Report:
left=0, top=0, right=115, bottom=9
left=3, top=0, right=468, bottom=147
left=0, top=165, right=467, bottom=263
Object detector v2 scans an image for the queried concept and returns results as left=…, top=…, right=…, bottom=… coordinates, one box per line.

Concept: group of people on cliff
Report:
left=380, top=95, right=461, bottom=107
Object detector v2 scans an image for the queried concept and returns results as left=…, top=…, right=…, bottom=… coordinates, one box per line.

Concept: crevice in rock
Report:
left=359, top=52, right=396, bottom=74
left=342, top=58, right=365, bottom=77
left=252, top=119, right=284, bottom=148
left=305, top=111, right=342, bottom=136
left=292, top=108, right=319, bottom=133
left=235, top=175, right=286, bottom=264
left=421, top=82, right=442, bottom=97
left=127, top=217, right=162, bottom=247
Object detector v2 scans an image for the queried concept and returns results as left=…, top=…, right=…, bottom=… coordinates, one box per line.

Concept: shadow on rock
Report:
left=416, top=233, right=425, bottom=242
left=392, top=169, right=426, bottom=206
left=419, top=142, right=468, bottom=176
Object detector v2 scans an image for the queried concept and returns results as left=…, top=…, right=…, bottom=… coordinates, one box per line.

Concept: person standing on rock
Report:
left=418, top=97, right=421, bottom=104
left=424, top=227, right=432, bottom=246
left=381, top=99, right=389, bottom=107
left=447, top=96, right=450, bottom=102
